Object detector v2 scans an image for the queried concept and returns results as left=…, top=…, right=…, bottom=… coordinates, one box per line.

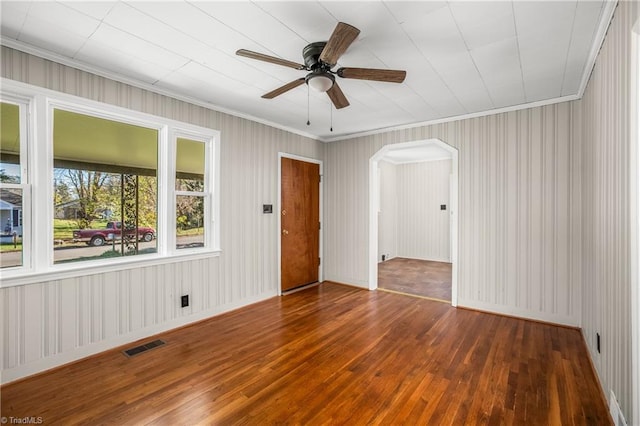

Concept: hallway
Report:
left=378, top=257, right=452, bottom=302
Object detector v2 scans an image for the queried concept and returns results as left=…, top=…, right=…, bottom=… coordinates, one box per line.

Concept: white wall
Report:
left=377, top=160, right=397, bottom=261
left=578, top=1, right=639, bottom=423
left=324, top=104, right=581, bottom=326
left=396, top=159, right=451, bottom=262
left=0, top=47, right=324, bottom=384
left=323, top=2, right=639, bottom=420
left=378, top=159, right=451, bottom=263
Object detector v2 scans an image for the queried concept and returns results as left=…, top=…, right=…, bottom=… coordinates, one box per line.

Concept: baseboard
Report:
left=322, top=276, right=368, bottom=289
left=395, top=255, right=451, bottom=263
left=457, top=298, right=579, bottom=327
left=282, top=282, right=320, bottom=295
left=579, top=329, right=617, bottom=425
left=1, top=290, right=277, bottom=385
left=609, top=390, right=627, bottom=426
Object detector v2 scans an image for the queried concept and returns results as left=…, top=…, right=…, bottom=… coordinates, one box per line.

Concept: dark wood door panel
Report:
left=281, top=157, right=320, bottom=291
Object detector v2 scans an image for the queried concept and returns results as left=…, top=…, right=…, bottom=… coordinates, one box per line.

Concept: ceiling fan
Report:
left=236, top=22, right=407, bottom=109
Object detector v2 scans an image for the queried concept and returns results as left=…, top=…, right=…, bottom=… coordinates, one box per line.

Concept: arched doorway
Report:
left=368, top=139, right=459, bottom=306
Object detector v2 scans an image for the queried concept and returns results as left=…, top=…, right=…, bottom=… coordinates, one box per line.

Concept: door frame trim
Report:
left=368, top=138, right=459, bottom=306
left=277, top=153, right=323, bottom=295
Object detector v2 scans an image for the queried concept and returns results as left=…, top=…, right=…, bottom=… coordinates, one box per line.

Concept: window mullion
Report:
left=23, top=102, right=32, bottom=270
left=211, top=134, right=220, bottom=250
left=35, top=96, right=53, bottom=271
left=158, top=125, right=172, bottom=257
left=165, top=127, right=178, bottom=254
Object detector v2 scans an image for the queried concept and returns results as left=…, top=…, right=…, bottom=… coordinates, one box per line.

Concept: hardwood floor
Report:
left=378, top=257, right=452, bottom=301
left=1, top=283, right=610, bottom=425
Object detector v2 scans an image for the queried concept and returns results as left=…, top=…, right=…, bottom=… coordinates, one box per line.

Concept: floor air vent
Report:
left=123, top=339, right=166, bottom=358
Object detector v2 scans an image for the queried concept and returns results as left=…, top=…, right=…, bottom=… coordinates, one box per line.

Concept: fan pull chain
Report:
left=306, top=85, right=310, bottom=126
left=330, top=102, right=333, bottom=132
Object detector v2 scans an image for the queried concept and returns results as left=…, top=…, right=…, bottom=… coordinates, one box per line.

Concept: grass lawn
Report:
left=0, top=242, right=22, bottom=252
left=177, top=227, right=204, bottom=236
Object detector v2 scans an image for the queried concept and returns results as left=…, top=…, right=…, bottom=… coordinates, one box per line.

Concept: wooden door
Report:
left=281, top=157, right=320, bottom=292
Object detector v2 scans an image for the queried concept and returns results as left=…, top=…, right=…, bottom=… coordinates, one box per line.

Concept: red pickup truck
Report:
left=73, top=221, right=155, bottom=247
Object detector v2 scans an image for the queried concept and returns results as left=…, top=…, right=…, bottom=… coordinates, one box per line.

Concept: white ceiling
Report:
left=0, top=1, right=614, bottom=141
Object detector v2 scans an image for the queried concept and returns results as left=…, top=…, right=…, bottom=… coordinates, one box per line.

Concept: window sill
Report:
left=0, top=249, right=221, bottom=288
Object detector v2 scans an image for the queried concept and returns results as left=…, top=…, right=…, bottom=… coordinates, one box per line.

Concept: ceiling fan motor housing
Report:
left=303, top=41, right=335, bottom=91
left=303, top=42, right=329, bottom=69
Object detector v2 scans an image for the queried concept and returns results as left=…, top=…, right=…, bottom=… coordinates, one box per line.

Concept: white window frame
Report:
left=170, top=130, right=218, bottom=254
left=47, top=98, right=166, bottom=266
left=0, top=79, right=221, bottom=287
left=0, top=94, right=32, bottom=273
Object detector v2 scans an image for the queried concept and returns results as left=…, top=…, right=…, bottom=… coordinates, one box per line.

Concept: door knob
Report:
left=282, top=229, right=289, bottom=235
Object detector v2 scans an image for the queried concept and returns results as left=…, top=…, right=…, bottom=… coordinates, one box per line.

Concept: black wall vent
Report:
left=123, top=339, right=166, bottom=358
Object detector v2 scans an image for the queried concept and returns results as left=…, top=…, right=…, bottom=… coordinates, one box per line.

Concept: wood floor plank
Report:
left=1, top=283, right=610, bottom=425
left=378, top=257, right=452, bottom=301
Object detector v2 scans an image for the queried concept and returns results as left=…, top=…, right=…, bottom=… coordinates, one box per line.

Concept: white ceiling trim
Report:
left=322, top=92, right=581, bottom=143
left=575, top=0, right=618, bottom=99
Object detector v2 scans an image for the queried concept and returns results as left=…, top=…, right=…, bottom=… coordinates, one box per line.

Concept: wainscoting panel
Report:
left=0, top=46, right=323, bottom=383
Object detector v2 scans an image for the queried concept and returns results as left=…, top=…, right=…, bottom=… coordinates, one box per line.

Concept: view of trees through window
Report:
left=52, top=109, right=159, bottom=264
left=54, top=170, right=157, bottom=230
left=175, top=137, right=206, bottom=249
left=53, top=169, right=158, bottom=263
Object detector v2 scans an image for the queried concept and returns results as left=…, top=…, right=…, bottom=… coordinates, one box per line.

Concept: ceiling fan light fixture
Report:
left=307, top=73, right=334, bottom=92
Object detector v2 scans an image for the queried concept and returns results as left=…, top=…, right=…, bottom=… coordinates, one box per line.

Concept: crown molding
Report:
left=576, top=0, right=619, bottom=99
left=321, top=93, right=581, bottom=143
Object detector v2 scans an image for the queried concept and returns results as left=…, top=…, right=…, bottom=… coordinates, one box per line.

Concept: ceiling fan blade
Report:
left=236, top=49, right=306, bottom=70
left=319, top=22, right=360, bottom=66
left=262, top=78, right=306, bottom=99
left=337, top=67, right=406, bottom=83
left=327, top=82, right=350, bottom=109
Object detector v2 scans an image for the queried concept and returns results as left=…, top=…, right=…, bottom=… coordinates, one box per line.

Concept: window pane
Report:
left=176, top=195, right=204, bottom=249
left=0, top=188, right=23, bottom=268
left=0, top=102, right=21, bottom=183
left=176, top=138, right=205, bottom=191
left=53, top=109, right=158, bottom=264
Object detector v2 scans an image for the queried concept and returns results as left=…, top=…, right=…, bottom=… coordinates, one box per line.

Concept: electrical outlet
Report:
left=181, top=295, right=189, bottom=308
left=382, top=254, right=386, bottom=261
